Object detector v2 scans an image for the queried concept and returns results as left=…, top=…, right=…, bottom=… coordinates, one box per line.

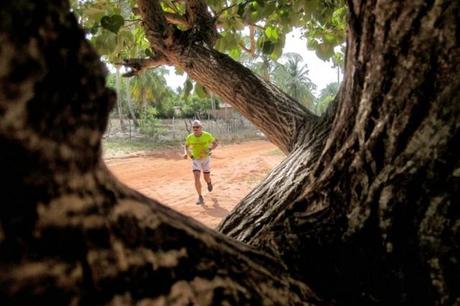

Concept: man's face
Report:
left=192, top=125, right=202, bottom=135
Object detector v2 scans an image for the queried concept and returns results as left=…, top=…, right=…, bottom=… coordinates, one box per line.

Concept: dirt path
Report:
left=104, top=140, right=284, bottom=229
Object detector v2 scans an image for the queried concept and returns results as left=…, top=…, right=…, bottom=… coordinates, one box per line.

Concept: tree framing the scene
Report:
left=0, top=0, right=459, bottom=305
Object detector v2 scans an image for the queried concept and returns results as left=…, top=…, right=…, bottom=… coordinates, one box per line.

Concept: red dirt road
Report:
left=104, top=140, right=283, bottom=228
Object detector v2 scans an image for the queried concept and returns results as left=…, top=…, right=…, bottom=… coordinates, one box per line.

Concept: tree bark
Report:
left=222, top=1, right=460, bottom=304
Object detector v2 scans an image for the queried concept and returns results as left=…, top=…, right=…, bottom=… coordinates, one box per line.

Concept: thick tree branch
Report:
left=184, top=0, right=218, bottom=46
left=120, top=55, right=170, bottom=77
left=137, top=0, right=174, bottom=53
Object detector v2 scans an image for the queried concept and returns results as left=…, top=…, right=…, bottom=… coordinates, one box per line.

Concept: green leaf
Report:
left=118, top=29, right=135, bottom=47
left=261, top=2, right=276, bottom=18
left=270, top=37, right=285, bottom=60
left=195, top=83, right=208, bottom=98
left=307, top=37, right=319, bottom=50
left=229, top=47, right=241, bottom=59
left=254, top=0, right=264, bottom=7
left=324, top=33, right=337, bottom=44
left=261, top=40, right=275, bottom=55
left=315, top=43, right=335, bottom=60
left=265, top=26, right=279, bottom=41
left=92, top=30, right=117, bottom=54
left=100, top=14, right=124, bottom=34
left=100, top=16, right=112, bottom=31
left=183, top=79, right=193, bottom=98
left=145, top=48, right=154, bottom=57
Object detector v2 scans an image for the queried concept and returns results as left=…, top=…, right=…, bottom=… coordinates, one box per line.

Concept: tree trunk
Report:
left=221, top=1, right=460, bottom=304
left=124, top=77, right=139, bottom=128
left=141, top=87, right=147, bottom=112
left=1, top=0, right=459, bottom=305
left=115, top=66, right=126, bottom=132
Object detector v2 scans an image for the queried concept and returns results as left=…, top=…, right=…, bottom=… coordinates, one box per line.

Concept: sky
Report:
left=164, top=29, right=341, bottom=96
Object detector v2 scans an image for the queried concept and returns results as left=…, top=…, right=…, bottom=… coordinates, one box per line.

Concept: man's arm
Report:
left=183, top=144, right=190, bottom=159
left=209, top=139, right=218, bottom=152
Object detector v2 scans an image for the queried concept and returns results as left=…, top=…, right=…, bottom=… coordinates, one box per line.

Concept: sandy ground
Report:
left=104, top=140, right=284, bottom=229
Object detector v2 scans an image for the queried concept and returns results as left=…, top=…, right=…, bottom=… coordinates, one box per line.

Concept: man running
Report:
left=183, top=120, right=218, bottom=204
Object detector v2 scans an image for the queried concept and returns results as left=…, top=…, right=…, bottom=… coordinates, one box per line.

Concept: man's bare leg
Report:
left=203, top=172, right=213, bottom=192
left=193, top=170, right=204, bottom=204
left=193, top=170, right=202, bottom=195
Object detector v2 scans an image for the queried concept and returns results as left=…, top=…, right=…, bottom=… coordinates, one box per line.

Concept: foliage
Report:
left=272, top=52, right=316, bottom=109
left=315, top=82, right=339, bottom=114
left=106, top=70, right=218, bottom=120
left=71, top=0, right=147, bottom=62
left=129, top=69, right=173, bottom=109
left=180, top=96, right=215, bottom=118
left=106, top=68, right=179, bottom=117
left=139, top=106, right=162, bottom=137
left=214, top=0, right=347, bottom=61
left=71, top=0, right=347, bottom=66
left=244, top=55, right=277, bottom=81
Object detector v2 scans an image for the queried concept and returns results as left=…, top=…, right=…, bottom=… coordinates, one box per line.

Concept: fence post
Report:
left=172, top=117, right=176, bottom=141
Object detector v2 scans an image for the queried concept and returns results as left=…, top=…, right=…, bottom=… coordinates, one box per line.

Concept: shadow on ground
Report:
left=203, top=197, right=230, bottom=218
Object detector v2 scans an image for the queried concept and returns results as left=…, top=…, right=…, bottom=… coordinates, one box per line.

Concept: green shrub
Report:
left=139, top=106, right=162, bottom=137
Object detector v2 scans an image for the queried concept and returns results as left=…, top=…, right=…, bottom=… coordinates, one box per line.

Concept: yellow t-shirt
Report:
left=186, top=131, right=215, bottom=159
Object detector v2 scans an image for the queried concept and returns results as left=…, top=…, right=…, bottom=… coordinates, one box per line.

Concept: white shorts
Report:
left=192, top=157, right=211, bottom=173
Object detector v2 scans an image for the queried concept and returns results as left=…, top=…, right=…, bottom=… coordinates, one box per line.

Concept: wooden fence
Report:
left=104, top=116, right=265, bottom=144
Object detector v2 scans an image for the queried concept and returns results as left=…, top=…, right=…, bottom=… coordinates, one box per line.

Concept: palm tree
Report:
left=273, top=52, right=316, bottom=110
left=247, top=56, right=276, bottom=82
left=129, top=68, right=170, bottom=111
left=123, top=77, right=139, bottom=127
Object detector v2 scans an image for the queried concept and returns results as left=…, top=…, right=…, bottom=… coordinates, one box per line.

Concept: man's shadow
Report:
left=203, top=197, right=229, bottom=218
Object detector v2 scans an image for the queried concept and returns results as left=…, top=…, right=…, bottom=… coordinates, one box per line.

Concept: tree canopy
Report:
left=72, top=0, right=346, bottom=72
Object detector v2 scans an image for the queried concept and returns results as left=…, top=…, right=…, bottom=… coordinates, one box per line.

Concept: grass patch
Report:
left=102, top=137, right=181, bottom=158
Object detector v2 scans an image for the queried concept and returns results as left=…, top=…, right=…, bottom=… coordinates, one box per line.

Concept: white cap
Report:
left=191, top=119, right=202, bottom=127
